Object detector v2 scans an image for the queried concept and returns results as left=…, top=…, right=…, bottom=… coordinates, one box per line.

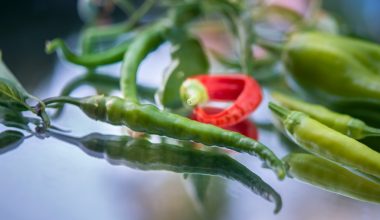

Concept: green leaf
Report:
left=0, top=53, right=38, bottom=111
left=157, top=29, right=209, bottom=109
left=0, top=53, right=50, bottom=127
left=0, top=130, right=25, bottom=154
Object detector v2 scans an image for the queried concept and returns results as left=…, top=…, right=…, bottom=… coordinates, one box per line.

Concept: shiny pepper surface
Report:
left=77, top=95, right=286, bottom=179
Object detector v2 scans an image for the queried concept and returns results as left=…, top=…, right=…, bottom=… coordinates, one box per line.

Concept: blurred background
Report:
left=1, top=1, right=380, bottom=220
left=2, top=0, right=380, bottom=90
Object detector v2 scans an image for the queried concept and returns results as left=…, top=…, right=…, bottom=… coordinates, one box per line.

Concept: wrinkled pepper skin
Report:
left=283, top=32, right=380, bottom=104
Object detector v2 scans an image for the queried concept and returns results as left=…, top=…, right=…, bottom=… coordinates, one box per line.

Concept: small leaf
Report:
left=157, top=29, right=209, bottom=109
left=0, top=130, right=25, bottom=154
left=0, top=54, right=31, bottom=110
left=0, top=53, right=49, bottom=127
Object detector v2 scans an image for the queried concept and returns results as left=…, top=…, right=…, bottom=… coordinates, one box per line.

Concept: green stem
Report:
left=81, top=0, right=156, bottom=54
left=256, top=39, right=285, bottom=54
left=268, top=102, right=291, bottom=120
left=50, top=75, right=90, bottom=118
left=180, top=79, right=209, bottom=107
left=43, top=96, right=81, bottom=107
left=238, top=13, right=255, bottom=75
left=221, top=2, right=254, bottom=75
left=363, top=126, right=380, bottom=138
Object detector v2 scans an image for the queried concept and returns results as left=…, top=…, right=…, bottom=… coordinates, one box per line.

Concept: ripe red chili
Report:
left=190, top=106, right=259, bottom=140
left=182, top=74, right=263, bottom=127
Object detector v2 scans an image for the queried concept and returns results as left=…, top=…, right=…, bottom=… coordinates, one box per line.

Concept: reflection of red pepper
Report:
left=190, top=106, right=258, bottom=140
left=181, top=74, right=262, bottom=127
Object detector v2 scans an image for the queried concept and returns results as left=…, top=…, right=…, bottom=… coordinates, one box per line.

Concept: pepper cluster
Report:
left=1, top=0, right=380, bottom=214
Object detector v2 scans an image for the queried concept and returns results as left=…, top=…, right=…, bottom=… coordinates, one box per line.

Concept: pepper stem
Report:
left=268, top=102, right=291, bottom=120
left=180, top=79, right=209, bottom=107
left=43, top=96, right=82, bottom=107
left=362, top=126, right=380, bottom=138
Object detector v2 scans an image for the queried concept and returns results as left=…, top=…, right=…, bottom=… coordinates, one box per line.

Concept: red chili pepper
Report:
left=181, top=74, right=262, bottom=127
left=190, top=106, right=258, bottom=140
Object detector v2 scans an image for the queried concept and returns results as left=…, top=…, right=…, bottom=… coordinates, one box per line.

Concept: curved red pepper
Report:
left=190, top=74, right=262, bottom=127
left=190, top=106, right=258, bottom=140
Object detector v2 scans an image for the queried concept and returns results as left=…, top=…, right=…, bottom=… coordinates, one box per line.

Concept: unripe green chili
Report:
left=283, top=32, right=380, bottom=104
left=120, top=22, right=167, bottom=102
left=43, top=96, right=286, bottom=179
left=52, top=73, right=156, bottom=118
left=46, top=39, right=131, bottom=68
left=120, top=3, right=202, bottom=102
left=269, top=102, right=380, bottom=179
left=49, top=131, right=282, bottom=213
left=283, top=153, right=380, bottom=204
left=271, top=92, right=380, bottom=139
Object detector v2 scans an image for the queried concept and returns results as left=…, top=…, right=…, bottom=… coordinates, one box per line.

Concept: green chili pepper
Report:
left=283, top=32, right=380, bottom=104
left=283, top=153, right=380, bottom=204
left=52, top=72, right=157, bottom=118
left=58, top=73, right=156, bottom=100
left=329, top=101, right=380, bottom=128
left=157, top=29, right=209, bottom=109
left=46, top=39, right=131, bottom=68
left=43, top=95, right=286, bottom=179
left=269, top=102, right=380, bottom=179
left=121, top=3, right=202, bottom=102
left=121, top=22, right=167, bottom=101
left=49, top=131, right=282, bottom=213
left=271, top=92, right=380, bottom=139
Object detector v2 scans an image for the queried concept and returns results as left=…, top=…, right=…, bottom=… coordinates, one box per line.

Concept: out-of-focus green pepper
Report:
left=271, top=92, right=380, bottom=140
left=283, top=153, right=380, bottom=204
left=283, top=32, right=380, bottom=105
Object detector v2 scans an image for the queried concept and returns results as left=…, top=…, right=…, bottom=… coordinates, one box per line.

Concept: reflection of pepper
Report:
left=283, top=32, right=380, bottom=104
left=49, top=131, right=282, bottom=213
left=181, top=74, right=262, bottom=127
